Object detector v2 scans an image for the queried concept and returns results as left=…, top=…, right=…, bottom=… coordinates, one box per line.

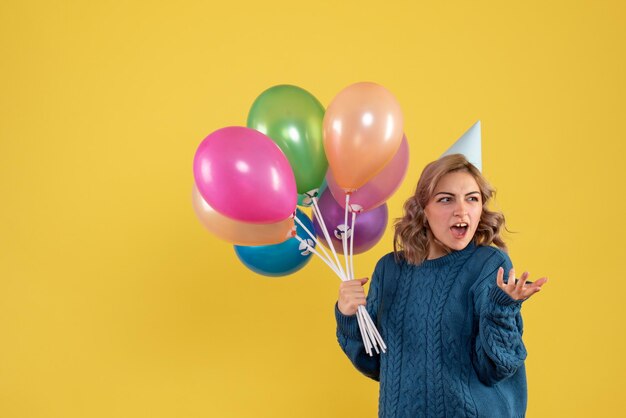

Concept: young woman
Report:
left=335, top=154, right=547, bottom=418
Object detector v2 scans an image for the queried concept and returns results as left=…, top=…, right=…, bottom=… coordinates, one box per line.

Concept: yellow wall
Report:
left=1, top=1, right=624, bottom=417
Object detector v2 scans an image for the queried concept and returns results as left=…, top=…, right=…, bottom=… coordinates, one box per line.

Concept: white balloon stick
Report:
left=294, top=236, right=343, bottom=280
left=293, top=215, right=341, bottom=276
left=350, top=211, right=356, bottom=281
left=311, top=197, right=347, bottom=280
left=356, top=305, right=376, bottom=356
left=356, top=303, right=373, bottom=356
left=361, top=305, right=387, bottom=352
left=343, top=194, right=351, bottom=281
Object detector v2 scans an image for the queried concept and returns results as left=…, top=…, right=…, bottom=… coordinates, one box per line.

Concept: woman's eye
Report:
left=468, top=196, right=479, bottom=202
left=438, top=197, right=451, bottom=203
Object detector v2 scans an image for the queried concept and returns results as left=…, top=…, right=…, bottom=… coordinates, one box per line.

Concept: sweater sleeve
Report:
left=334, top=255, right=386, bottom=381
left=471, top=252, right=527, bottom=387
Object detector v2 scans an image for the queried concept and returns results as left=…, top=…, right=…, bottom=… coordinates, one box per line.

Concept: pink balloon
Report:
left=327, top=134, right=409, bottom=212
left=193, top=126, right=297, bottom=224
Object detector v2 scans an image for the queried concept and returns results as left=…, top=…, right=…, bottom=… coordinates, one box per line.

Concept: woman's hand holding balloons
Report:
left=497, top=267, right=548, bottom=301
left=338, top=277, right=369, bottom=316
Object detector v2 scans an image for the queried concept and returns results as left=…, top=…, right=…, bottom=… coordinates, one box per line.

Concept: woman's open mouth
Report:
left=450, top=222, right=468, bottom=239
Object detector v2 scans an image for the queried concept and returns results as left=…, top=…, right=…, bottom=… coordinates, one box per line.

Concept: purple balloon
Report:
left=312, top=189, right=388, bottom=255
left=193, top=126, right=297, bottom=224
left=327, top=134, right=409, bottom=212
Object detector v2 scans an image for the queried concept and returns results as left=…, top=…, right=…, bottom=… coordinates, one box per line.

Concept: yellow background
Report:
left=1, top=1, right=624, bottom=417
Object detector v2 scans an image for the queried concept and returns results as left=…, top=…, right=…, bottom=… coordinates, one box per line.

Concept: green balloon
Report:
left=297, top=178, right=328, bottom=207
left=247, top=85, right=327, bottom=195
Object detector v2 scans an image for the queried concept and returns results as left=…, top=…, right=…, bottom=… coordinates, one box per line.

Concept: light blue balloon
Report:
left=234, top=209, right=316, bottom=277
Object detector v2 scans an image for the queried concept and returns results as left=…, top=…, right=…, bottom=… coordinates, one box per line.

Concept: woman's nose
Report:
left=453, top=201, right=468, bottom=217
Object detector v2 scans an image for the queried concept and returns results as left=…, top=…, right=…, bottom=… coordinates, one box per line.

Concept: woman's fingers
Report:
left=524, top=277, right=548, bottom=298
left=340, top=279, right=368, bottom=294
left=507, top=268, right=516, bottom=292
left=338, top=278, right=369, bottom=315
left=497, top=268, right=548, bottom=301
left=341, top=277, right=368, bottom=288
left=516, top=271, right=529, bottom=292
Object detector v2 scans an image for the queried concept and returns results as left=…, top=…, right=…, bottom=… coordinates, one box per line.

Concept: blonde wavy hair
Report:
left=393, top=154, right=507, bottom=265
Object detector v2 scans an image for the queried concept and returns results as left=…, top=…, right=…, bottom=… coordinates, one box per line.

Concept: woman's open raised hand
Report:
left=497, top=267, right=548, bottom=301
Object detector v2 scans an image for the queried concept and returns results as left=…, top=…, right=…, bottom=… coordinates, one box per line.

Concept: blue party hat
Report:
left=441, top=120, right=482, bottom=172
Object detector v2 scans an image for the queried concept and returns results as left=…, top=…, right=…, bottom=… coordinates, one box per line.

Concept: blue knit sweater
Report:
left=335, top=243, right=528, bottom=418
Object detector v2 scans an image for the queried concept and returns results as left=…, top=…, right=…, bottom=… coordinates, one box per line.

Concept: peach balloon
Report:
left=192, top=184, right=295, bottom=246
left=323, top=82, right=404, bottom=192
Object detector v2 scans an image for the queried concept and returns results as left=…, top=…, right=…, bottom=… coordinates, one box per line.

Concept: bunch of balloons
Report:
left=192, top=82, right=408, bottom=274
left=192, top=85, right=326, bottom=277
left=192, top=82, right=408, bottom=355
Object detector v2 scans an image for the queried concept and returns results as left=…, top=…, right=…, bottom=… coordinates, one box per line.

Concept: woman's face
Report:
left=424, top=170, right=483, bottom=259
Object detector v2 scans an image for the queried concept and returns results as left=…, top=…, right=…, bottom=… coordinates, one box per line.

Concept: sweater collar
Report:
left=418, top=241, right=477, bottom=268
